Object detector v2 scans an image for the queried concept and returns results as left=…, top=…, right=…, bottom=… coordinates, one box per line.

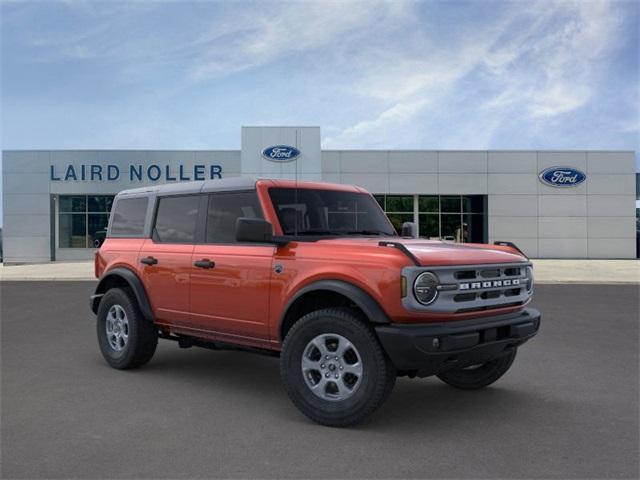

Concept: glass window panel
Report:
left=268, top=188, right=395, bottom=236
left=154, top=195, right=200, bottom=243
left=374, top=195, right=385, bottom=210
left=462, top=195, right=486, bottom=214
left=88, top=214, right=110, bottom=248
left=464, top=213, right=487, bottom=243
left=385, top=196, right=413, bottom=213
left=110, top=197, right=148, bottom=236
left=207, top=192, right=263, bottom=244
left=59, top=214, right=87, bottom=248
left=418, top=196, right=439, bottom=213
left=88, top=195, right=114, bottom=213
left=386, top=213, right=414, bottom=235
left=418, top=214, right=439, bottom=239
left=441, top=214, right=462, bottom=241
left=440, top=196, right=462, bottom=213
left=59, top=196, right=86, bottom=213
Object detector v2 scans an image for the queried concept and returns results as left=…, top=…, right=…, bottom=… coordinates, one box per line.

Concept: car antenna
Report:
left=294, top=129, right=299, bottom=236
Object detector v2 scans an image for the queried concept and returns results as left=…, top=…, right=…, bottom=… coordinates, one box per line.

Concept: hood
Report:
left=315, top=237, right=527, bottom=266
left=398, top=239, right=527, bottom=265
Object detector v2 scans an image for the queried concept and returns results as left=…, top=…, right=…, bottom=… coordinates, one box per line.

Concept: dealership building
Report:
left=2, top=126, right=637, bottom=263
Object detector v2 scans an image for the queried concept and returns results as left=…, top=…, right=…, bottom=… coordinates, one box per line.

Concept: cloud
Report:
left=482, top=0, right=624, bottom=119
left=2, top=0, right=637, bottom=156
left=327, top=98, right=430, bottom=146
left=189, top=1, right=411, bottom=80
left=325, top=0, right=629, bottom=147
left=18, top=0, right=412, bottom=81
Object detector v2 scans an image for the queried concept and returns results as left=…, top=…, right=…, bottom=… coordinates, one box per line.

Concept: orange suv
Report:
left=91, top=177, right=540, bottom=426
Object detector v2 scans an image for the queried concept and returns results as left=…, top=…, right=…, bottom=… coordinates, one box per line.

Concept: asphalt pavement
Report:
left=1, top=282, right=638, bottom=479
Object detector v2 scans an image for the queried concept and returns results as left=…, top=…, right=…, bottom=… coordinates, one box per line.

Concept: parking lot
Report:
left=1, top=282, right=638, bottom=479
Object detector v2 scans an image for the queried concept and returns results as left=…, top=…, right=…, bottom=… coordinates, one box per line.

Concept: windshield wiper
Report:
left=345, top=230, right=390, bottom=236
left=293, top=230, right=342, bottom=236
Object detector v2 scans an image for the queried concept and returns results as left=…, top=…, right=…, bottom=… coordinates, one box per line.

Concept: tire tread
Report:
left=281, top=307, right=395, bottom=427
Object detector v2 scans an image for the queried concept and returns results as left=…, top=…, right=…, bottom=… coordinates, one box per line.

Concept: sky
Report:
left=1, top=0, right=639, bottom=224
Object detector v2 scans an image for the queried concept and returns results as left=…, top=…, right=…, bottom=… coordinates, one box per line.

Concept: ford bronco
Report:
left=91, top=177, right=540, bottom=427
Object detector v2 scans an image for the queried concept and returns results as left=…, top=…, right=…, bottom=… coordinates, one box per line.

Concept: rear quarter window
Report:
left=109, top=197, right=148, bottom=236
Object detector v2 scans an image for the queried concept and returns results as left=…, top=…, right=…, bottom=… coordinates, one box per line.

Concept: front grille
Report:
left=480, top=269, right=501, bottom=278
left=454, top=293, right=477, bottom=302
left=402, top=262, right=533, bottom=314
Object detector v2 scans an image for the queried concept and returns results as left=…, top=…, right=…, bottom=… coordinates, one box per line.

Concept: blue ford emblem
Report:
left=261, top=145, right=301, bottom=162
left=538, top=166, right=586, bottom=187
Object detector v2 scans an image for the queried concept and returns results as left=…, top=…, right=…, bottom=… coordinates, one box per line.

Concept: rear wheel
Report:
left=436, top=348, right=517, bottom=390
left=97, top=288, right=158, bottom=369
left=280, top=308, right=396, bottom=427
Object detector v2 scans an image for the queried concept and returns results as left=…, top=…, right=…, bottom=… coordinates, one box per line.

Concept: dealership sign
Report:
left=50, top=164, right=223, bottom=182
left=538, top=167, right=586, bottom=188
left=261, top=145, right=301, bottom=162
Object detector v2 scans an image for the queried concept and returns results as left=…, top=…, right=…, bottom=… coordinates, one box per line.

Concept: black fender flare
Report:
left=91, top=267, right=154, bottom=321
left=279, top=279, right=391, bottom=339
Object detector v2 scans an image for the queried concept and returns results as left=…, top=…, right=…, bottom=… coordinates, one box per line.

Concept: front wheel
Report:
left=280, top=308, right=396, bottom=427
left=436, top=348, right=517, bottom=390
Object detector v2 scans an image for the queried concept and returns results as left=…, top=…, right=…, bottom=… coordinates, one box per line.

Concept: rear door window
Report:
left=110, top=197, right=148, bottom=236
left=153, top=195, right=200, bottom=244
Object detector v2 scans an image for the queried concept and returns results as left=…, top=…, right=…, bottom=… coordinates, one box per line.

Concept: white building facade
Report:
left=2, top=126, right=637, bottom=263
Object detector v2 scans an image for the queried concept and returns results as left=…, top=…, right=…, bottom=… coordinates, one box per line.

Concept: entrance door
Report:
left=190, top=191, right=274, bottom=345
left=138, top=194, right=201, bottom=326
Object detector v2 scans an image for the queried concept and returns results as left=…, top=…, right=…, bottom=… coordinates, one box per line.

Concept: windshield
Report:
left=269, top=188, right=397, bottom=237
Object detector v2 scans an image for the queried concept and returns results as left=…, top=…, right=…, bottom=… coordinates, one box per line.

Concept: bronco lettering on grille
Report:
left=459, top=279, right=520, bottom=290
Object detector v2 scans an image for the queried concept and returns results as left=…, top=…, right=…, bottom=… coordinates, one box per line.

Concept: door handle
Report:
left=140, top=256, right=158, bottom=266
left=194, top=259, right=215, bottom=269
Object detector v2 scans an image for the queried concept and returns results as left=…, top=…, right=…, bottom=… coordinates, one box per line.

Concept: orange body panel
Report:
left=96, top=179, right=530, bottom=351
left=188, top=243, right=274, bottom=348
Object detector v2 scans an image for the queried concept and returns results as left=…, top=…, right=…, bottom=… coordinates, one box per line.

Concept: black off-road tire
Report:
left=436, top=348, right=517, bottom=390
left=280, top=308, right=396, bottom=427
left=96, top=288, right=158, bottom=370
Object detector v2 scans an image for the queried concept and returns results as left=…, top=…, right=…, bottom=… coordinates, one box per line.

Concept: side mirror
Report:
left=401, top=221, right=417, bottom=238
left=236, top=218, right=274, bottom=243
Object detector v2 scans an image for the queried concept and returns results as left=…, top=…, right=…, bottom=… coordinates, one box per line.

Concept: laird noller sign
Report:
left=50, top=163, right=223, bottom=182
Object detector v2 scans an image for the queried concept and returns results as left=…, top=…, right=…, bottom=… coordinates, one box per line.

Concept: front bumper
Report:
left=375, top=308, right=541, bottom=377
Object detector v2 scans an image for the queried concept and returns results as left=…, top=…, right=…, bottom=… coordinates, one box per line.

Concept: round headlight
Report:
left=525, top=266, right=534, bottom=293
left=413, top=271, right=439, bottom=305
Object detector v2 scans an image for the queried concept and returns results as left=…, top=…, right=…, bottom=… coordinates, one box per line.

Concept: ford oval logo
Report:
left=261, top=145, right=301, bottom=162
left=538, top=166, right=586, bottom=188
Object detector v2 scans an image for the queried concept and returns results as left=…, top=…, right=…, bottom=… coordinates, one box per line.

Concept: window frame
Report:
left=58, top=194, right=115, bottom=249
left=376, top=194, right=488, bottom=243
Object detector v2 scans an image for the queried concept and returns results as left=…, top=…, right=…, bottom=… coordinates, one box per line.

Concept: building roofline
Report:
left=2, top=148, right=636, bottom=154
